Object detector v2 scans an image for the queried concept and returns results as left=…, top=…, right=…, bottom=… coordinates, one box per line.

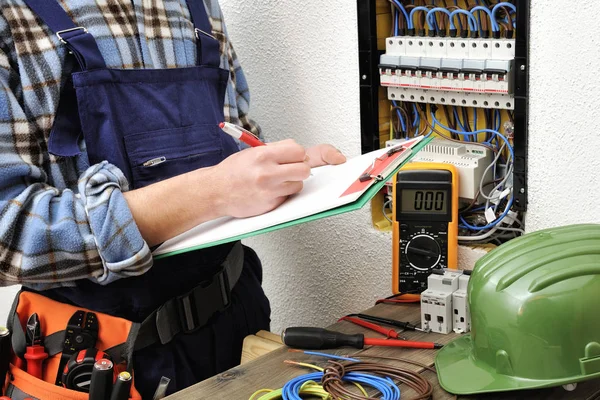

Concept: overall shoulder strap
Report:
left=185, top=0, right=221, bottom=68
left=23, top=0, right=106, bottom=71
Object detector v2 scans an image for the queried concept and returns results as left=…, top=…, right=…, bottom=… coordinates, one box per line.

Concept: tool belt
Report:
left=2, top=242, right=245, bottom=400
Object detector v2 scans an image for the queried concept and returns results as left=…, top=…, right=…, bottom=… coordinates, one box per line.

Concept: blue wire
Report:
left=281, top=371, right=401, bottom=400
left=424, top=109, right=436, bottom=138
left=394, top=10, right=399, bottom=36
left=391, top=0, right=410, bottom=28
left=470, top=6, right=499, bottom=32
left=453, top=108, right=466, bottom=131
left=426, top=8, right=452, bottom=31
left=391, top=100, right=407, bottom=134
left=452, top=0, right=464, bottom=31
left=431, top=108, right=515, bottom=229
left=460, top=196, right=514, bottom=231
left=473, top=108, right=478, bottom=142
left=495, top=109, right=501, bottom=131
left=449, top=9, right=478, bottom=32
left=492, top=2, right=516, bottom=23
left=429, top=111, right=515, bottom=162
left=412, top=103, right=420, bottom=128
left=300, top=351, right=359, bottom=362
left=469, top=206, right=488, bottom=212
left=408, top=6, right=430, bottom=30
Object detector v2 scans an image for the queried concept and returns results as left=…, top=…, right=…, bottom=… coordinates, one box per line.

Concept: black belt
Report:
left=7, top=242, right=246, bottom=369
left=133, top=241, right=245, bottom=351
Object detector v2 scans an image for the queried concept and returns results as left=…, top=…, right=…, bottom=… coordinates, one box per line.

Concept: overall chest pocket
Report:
left=124, top=123, right=224, bottom=189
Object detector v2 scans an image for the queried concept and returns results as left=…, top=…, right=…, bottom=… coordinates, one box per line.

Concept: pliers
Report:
left=24, top=313, right=48, bottom=379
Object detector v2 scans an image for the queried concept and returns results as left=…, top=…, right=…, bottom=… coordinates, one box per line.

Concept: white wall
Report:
left=219, top=0, right=600, bottom=333
left=2, top=0, right=600, bottom=334
left=526, top=1, right=600, bottom=231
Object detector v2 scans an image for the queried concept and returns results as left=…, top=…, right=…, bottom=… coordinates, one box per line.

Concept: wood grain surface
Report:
left=165, top=303, right=600, bottom=400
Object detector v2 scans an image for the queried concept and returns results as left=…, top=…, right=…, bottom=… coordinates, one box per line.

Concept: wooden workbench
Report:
left=165, top=303, right=600, bottom=400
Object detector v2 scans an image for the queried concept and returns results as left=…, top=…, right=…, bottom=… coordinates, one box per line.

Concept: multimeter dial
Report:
left=405, top=234, right=442, bottom=270
left=398, top=226, right=448, bottom=293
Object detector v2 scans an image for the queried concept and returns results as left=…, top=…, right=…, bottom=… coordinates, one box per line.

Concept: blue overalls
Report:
left=21, top=1, right=271, bottom=398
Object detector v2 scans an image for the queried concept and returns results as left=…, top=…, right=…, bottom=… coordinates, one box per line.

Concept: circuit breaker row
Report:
left=384, top=37, right=516, bottom=60
left=420, top=269, right=471, bottom=334
left=380, top=37, right=516, bottom=110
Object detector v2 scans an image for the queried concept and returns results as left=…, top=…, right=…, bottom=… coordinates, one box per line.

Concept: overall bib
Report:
left=19, top=1, right=271, bottom=398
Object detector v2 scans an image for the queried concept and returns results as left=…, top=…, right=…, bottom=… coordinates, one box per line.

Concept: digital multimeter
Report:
left=392, top=162, right=459, bottom=295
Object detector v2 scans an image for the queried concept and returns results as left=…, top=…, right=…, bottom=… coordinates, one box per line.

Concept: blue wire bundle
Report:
left=281, top=371, right=401, bottom=400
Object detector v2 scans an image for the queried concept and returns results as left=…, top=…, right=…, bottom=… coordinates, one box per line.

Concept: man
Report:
left=0, top=0, right=345, bottom=398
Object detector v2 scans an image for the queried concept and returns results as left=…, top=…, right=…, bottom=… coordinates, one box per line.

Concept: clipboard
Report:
left=153, top=136, right=432, bottom=259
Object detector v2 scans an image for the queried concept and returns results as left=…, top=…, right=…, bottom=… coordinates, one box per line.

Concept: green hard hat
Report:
left=436, top=224, right=600, bottom=395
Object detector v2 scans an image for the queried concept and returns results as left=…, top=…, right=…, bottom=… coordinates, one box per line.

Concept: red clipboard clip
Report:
left=358, top=145, right=407, bottom=183
left=340, top=138, right=421, bottom=198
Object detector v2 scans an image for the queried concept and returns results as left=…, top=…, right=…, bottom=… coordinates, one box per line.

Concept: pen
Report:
left=219, top=121, right=313, bottom=177
left=219, top=122, right=265, bottom=148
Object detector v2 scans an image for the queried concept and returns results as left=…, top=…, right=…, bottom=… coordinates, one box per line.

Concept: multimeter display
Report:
left=400, top=189, right=448, bottom=214
left=392, top=164, right=458, bottom=296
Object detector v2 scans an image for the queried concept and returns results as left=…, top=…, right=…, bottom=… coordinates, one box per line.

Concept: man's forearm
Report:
left=124, top=166, right=225, bottom=247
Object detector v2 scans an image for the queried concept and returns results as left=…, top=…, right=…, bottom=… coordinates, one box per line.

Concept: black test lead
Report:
left=110, top=371, right=133, bottom=400
left=89, top=358, right=114, bottom=400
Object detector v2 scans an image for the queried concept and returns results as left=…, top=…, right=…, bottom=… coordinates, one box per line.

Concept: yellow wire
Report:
left=249, top=361, right=368, bottom=400
left=249, top=389, right=275, bottom=400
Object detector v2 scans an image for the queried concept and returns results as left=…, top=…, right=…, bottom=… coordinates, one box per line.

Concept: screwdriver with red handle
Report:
left=281, top=327, right=443, bottom=350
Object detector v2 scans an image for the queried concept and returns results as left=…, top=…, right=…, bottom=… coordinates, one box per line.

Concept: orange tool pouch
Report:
left=2, top=291, right=143, bottom=400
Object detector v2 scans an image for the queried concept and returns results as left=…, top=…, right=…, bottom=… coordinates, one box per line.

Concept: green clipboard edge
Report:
left=154, top=137, right=433, bottom=259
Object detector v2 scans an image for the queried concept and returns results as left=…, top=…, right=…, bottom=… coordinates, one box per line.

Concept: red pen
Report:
left=219, top=122, right=265, bottom=147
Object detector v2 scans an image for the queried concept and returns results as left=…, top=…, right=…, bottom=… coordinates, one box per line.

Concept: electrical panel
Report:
left=358, top=0, right=529, bottom=246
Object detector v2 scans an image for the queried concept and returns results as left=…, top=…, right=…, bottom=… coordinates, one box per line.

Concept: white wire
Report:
left=383, top=200, right=393, bottom=223
left=458, top=226, right=501, bottom=241
left=479, top=143, right=512, bottom=201
left=458, top=200, right=523, bottom=241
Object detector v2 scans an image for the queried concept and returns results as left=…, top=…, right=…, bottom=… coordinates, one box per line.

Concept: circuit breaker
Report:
left=420, top=270, right=462, bottom=334
left=452, top=274, right=471, bottom=333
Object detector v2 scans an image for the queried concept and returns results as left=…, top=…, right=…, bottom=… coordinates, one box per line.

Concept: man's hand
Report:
left=305, top=144, right=347, bottom=168
left=124, top=140, right=346, bottom=246
left=213, top=139, right=311, bottom=218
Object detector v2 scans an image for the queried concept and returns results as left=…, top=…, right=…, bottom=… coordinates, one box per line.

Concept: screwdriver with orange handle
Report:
left=281, top=327, right=443, bottom=350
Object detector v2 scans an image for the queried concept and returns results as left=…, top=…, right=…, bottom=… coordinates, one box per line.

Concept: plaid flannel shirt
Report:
left=0, top=0, right=259, bottom=290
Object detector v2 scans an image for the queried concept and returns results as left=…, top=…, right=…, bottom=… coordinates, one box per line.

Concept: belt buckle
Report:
left=176, top=268, right=232, bottom=334
left=56, top=26, right=88, bottom=44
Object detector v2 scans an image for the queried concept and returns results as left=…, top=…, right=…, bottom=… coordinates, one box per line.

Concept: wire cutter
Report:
left=24, top=313, right=48, bottom=380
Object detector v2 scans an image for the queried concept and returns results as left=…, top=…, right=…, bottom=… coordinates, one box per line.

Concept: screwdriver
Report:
left=0, top=327, right=11, bottom=396
left=110, top=371, right=133, bottom=400
left=89, top=359, right=114, bottom=400
left=282, top=327, right=443, bottom=350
